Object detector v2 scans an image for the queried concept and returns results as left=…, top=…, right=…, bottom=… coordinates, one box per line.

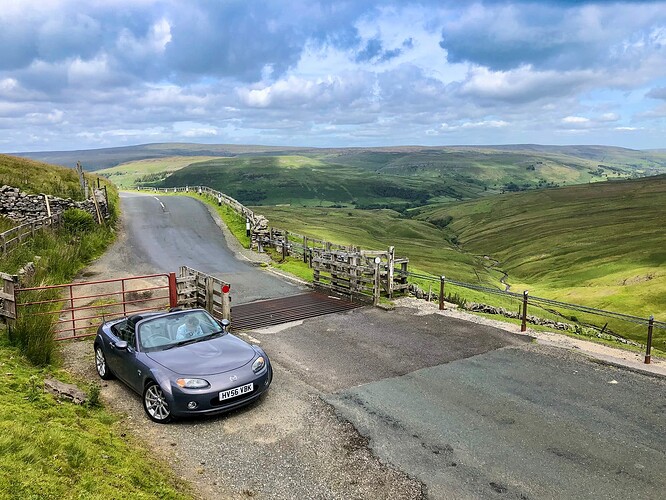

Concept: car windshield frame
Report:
left=137, top=310, right=224, bottom=352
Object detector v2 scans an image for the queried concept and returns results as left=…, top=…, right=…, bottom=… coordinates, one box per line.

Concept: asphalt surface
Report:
left=73, top=191, right=666, bottom=499
left=251, top=308, right=666, bottom=500
left=120, top=192, right=305, bottom=303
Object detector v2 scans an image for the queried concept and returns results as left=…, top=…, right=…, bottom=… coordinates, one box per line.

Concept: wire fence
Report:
left=402, top=269, right=665, bottom=357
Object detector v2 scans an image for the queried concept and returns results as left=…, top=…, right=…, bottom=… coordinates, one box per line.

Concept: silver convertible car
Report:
left=94, top=308, right=272, bottom=423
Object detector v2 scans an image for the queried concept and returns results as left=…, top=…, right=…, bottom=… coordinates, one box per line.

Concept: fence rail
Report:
left=0, top=213, right=62, bottom=254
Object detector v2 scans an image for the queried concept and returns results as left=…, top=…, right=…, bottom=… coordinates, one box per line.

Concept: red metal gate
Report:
left=15, top=273, right=178, bottom=341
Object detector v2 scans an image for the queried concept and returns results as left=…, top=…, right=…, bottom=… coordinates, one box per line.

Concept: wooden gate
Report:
left=312, top=246, right=409, bottom=304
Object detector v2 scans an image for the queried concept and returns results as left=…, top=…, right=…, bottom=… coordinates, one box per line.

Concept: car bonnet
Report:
left=145, top=334, right=257, bottom=376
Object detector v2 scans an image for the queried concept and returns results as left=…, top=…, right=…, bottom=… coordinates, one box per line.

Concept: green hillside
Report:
left=415, top=175, right=666, bottom=320
left=160, top=155, right=480, bottom=208
left=0, top=154, right=86, bottom=200
left=141, top=144, right=666, bottom=207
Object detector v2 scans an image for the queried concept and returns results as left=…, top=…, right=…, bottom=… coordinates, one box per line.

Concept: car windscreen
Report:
left=138, top=310, right=222, bottom=352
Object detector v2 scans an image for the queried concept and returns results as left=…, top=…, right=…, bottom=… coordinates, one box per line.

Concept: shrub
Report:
left=63, top=208, right=95, bottom=233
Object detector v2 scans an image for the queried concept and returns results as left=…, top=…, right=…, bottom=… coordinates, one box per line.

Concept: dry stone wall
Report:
left=0, top=185, right=108, bottom=223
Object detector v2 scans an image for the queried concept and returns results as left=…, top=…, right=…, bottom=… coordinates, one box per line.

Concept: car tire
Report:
left=143, top=382, right=173, bottom=424
left=95, top=345, right=114, bottom=380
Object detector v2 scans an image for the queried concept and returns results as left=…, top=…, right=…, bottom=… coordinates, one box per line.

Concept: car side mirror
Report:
left=114, top=340, right=129, bottom=350
left=218, top=319, right=230, bottom=332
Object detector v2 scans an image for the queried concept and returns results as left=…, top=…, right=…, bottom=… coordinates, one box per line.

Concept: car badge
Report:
left=229, top=375, right=238, bottom=382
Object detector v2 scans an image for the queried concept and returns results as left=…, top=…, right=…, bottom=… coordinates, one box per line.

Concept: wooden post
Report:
left=303, top=236, right=308, bottom=262
left=388, top=246, right=395, bottom=298
left=205, top=278, right=214, bottom=314
left=439, top=276, right=445, bottom=310
left=644, top=315, right=654, bottom=364
left=521, top=290, right=529, bottom=332
left=44, top=194, right=51, bottom=217
left=0, top=272, right=18, bottom=322
left=221, top=284, right=231, bottom=321
left=373, top=257, right=381, bottom=306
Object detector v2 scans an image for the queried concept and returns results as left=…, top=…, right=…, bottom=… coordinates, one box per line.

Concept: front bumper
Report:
left=168, top=365, right=273, bottom=418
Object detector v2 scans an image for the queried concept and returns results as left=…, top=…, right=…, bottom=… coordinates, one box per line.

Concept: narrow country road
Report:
left=119, top=192, right=305, bottom=303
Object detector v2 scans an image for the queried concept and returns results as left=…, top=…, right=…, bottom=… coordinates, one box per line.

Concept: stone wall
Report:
left=0, top=185, right=109, bottom=223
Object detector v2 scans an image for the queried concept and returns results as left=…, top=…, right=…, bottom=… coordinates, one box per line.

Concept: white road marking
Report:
left=239, top=333, right=261, bottom=344
left=153, top=196, right=166, bottom=210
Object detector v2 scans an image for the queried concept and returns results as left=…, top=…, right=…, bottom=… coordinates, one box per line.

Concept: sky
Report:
left=1, top=0, right=666, bottom=152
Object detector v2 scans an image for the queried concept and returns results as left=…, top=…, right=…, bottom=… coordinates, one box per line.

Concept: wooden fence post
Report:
left=168, top=273, right=178, bottom=309
left=303, top=236, right=308, bottom=262
left=221, top=284, right=231, bottom=321
left=387, top=246, right=395, bottom=298
left=644, top=315, right=654, bottom=364
left=373, top=257, right=381, bottom=306
left=205, top=278, right=214, bottom=314
left=439, top=276, right=445, bottom=310
left=521, top=290, right=529, bottom=332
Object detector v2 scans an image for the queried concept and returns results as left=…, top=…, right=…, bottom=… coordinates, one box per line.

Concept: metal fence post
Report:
left=439, top=275, right=445, bottom=310
left=644, top=315, right=654, bottom=364
left=521, top=290, right=529, bottom=332
left=168, top=272, right=178, bottom=308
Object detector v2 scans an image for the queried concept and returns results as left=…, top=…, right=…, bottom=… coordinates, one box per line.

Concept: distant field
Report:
left=256, top=205, right=500, bottom=285
left=97, top=156, right=218, bottom=188
left=415, top=175, right=666, bottom=321
left=161, top=155, right=481, bottom=208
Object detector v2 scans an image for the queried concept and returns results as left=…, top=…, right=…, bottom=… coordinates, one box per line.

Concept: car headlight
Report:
left=252, top=356, right=265, bottom=373
left=176, top=378, right=210, bottom=389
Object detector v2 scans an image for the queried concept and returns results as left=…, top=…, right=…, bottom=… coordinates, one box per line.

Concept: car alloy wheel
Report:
left=95, top=346, right=113, bottom=380
left=143, top=382, right=173, bottom=423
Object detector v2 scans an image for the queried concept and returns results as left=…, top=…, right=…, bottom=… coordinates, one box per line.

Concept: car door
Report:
left=105, top=321, right=130, bottom=376
left=108, top=324, right=141, bottom=389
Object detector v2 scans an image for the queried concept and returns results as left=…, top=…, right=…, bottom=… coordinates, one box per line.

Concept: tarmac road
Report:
left=119, top=192, right=304, bottom=303
left=255, top=308, right=666, bottom=500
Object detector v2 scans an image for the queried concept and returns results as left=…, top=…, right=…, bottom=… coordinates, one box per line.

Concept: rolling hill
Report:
left=414, top=174, right=666, bottom=319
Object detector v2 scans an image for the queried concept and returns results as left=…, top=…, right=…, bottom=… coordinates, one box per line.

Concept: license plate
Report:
left=219, top=382, right=253, bottom=401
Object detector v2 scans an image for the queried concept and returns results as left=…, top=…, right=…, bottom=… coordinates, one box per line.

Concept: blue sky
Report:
left=1, top=0, right=666, bottom=152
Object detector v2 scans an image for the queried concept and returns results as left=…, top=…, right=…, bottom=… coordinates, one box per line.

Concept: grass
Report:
left=0, top=155, right=90, bottom=201
left=0, top=338, right=192, bottom=499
